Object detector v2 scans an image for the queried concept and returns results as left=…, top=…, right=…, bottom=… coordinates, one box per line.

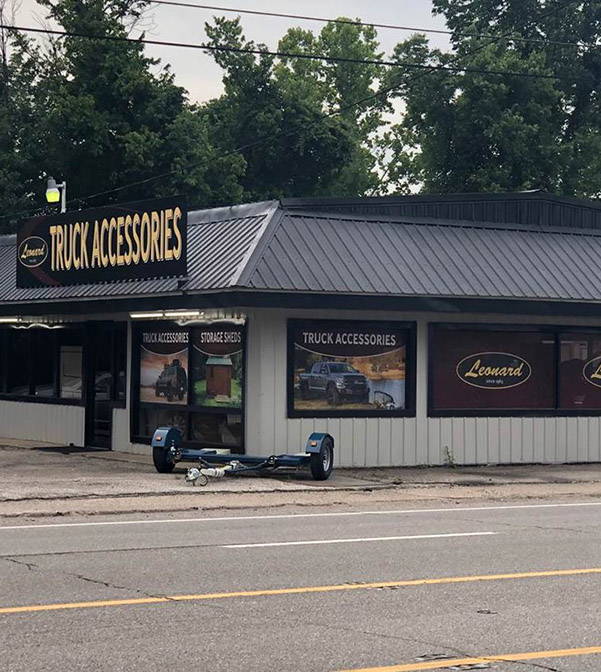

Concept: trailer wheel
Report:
left=153, top=446, right=176, bottom=473
left=310, top=436, right=333, bottom=480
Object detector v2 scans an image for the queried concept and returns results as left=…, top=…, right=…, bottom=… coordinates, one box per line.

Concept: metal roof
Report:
left=4, top=194, right=601, bottom=308
left=242, top=210, right=601, bottom=302
left=0, top=202, right=277, bottom=305
left=282, top=191, right=601, bottom=230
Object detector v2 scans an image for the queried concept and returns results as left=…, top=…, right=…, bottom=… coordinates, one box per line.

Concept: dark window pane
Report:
left=33, top=331, right=55, bottom=397
left=431, top=327, right=556, bottom=411
left=6, top=331, right=31, bottom=395
left=93, top=328, right=113, bottom=402
left=138, top=407, right=188, bottom=438
left=560, top=333, right=601, bottom=409
left=190, top=412, right=242, bottom=450
left=0, top=330, right=4, bottom=392
left=115, top=323, right=127, bottom=401
left=59, top=330, right=83, bottom=399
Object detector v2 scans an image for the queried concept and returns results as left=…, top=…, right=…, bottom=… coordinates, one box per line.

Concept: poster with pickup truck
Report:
left=288, top=320, right=412, bottom=417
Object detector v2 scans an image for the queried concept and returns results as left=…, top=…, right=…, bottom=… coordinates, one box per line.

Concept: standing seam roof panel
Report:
left=245, top=211, right=601, bottom=302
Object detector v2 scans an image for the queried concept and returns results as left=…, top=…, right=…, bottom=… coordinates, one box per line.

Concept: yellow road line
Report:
left=338, top=645, right=601, bottom=671
left=1, top=567, right=600, bottom=616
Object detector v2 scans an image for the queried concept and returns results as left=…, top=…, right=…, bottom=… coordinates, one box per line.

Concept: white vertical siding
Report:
left=244, top=307, right=601, bottom=467
left=0, top=401, right=84, bottom=445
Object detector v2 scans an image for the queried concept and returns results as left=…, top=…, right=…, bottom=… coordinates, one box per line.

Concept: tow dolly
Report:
left=151, top=426, right=334, bottom=483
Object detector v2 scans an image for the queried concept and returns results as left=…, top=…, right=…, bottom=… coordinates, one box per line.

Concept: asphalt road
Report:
left=1, top=499, right=600, bottom=671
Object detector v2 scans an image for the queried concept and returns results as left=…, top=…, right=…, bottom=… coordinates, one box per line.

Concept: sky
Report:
left=14, top=0, right=451, bottom=103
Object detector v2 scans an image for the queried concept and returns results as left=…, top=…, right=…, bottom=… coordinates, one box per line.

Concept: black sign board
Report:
left=16, top=197, right=187, bottom=288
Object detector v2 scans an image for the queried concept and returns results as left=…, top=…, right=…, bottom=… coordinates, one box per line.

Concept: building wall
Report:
left=244, top=307, right=601, bottom=467
left=0, top=401, right=85, bottom=446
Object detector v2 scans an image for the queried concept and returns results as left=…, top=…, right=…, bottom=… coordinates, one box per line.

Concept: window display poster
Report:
left=191, top=323, right=244, bottom=408
left=560, top=333, right=601, bottom=409
left=289, top=320, right=409, bottom=416
left=139, top=329, right=189, bottom=404
left=430, top=327, right=555, bottom=411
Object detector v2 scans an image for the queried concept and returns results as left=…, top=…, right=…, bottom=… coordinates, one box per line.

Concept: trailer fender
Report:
left=151, top=426, right=183, bottom=473
left=305, top=432, right=334, bottom=454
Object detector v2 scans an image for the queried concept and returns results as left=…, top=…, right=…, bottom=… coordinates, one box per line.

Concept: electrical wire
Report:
left=148, top=0, right=601, bottom=52
left=0, top=0, right=580, bottom=219
left=0, top=23, right=561, bottom=79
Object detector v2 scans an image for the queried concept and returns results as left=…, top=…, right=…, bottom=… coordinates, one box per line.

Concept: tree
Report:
left=0, top=0, right=246, bottom=232
left=202, top=17, right=355, bottom=201
left=274, top=20, right=388, bottom=195
left=383, top=0, right=601, bottom=197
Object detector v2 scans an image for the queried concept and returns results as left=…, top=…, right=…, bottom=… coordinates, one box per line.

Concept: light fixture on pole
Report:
left=46, top=177, right=67, bottom=213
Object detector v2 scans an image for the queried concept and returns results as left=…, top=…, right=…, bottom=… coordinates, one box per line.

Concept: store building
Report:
left=3, top=191, right=601, bottom=467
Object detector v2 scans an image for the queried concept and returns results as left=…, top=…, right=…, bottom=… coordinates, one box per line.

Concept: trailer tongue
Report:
left=151, top=426, right=334, bottom=483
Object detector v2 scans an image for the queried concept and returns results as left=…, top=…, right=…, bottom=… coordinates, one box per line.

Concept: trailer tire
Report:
left=310, top=436, right=333, bottom=480
left=153, top=446, right=176, bottom=473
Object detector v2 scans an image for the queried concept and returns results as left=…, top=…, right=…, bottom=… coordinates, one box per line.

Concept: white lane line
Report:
left=1, top=501, right=600, bottom=531
left=224, top=531, right=497, bottom=549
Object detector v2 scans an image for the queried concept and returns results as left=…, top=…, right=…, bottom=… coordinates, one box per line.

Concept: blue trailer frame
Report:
left=151, top=426, right=334, bottom=481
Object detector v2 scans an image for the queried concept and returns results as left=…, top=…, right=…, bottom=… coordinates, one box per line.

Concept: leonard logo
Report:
left=583, top=356, right=601, bottom=388
left=456, top=352, right=532, bottom=389
left=18, top=236, right=48, bottom=268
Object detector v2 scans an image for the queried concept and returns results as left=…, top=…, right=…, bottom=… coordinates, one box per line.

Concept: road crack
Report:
left=2, top=555, right=172, bottom=603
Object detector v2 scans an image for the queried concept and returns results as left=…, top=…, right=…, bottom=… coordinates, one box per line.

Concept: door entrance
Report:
left=85, top=326, right=114, bottom=449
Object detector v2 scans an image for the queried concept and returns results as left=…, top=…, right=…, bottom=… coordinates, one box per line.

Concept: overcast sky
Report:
left=15, top=0, right=451, bottom=103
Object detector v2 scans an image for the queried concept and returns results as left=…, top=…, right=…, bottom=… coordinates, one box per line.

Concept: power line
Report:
left=0, top=1, right=575, bottom=219
left=149, top=0, right=600, bottom=51
left=0, top=24, right=560, bottom=80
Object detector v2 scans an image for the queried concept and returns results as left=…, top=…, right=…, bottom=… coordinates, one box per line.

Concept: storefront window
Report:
left=115, top=324, right=127, bottom=401
left=59, top=331, right=83, bottom=400
left=287, top=319, right=414, bottom=418
left=560, top=333, right=601, bottom=410
left=33, top=331, right=56, bottom=397
left=133, top=321, right=245, bottom=450
left=139, top=407, right=188, bottom=438
left=430, top=326, right=556, bottom=413
left=6, top=331, right=31, bottom=395
left=190, top=324, right=243, bottom=408
left=190, top=412, right=242, bottom=449
left=139, top=327, right=189, bottom=405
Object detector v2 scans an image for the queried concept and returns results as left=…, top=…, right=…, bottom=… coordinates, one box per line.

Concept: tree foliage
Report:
left=383, top=0, right=601, bottom=197
left=3, top=0, right=601, bottom=234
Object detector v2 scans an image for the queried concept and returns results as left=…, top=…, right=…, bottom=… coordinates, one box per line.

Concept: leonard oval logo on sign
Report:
left=583, top=356, right=601, bottom=388
left=18, top=236, right=48, bottom=268
left=456, top=352, right=532, bottom=390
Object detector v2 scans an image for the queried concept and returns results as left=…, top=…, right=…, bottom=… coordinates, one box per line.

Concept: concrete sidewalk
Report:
left=1, top=441, right=601, bottom=518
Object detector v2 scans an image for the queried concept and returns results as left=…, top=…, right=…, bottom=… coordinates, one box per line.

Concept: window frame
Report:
left=428, top=323, right=601, bottom=417
left=0, top=323, right=127, bottom=408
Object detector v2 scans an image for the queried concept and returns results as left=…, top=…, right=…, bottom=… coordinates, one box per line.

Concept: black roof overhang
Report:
left=2, top=289, right=601, bottom=320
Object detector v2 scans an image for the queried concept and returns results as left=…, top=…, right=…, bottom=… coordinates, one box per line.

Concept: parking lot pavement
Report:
left=2, top=439, right=601, bottom=519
